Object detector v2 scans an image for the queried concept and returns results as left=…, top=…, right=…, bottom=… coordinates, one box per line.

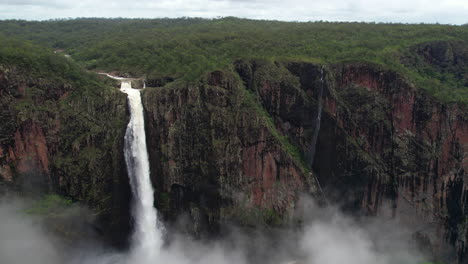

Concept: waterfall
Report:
left=308, top=67, right=324, bottom=166
left=119, top=78, right=164, bottom=263
left=308, top=67, right=328, bottom=204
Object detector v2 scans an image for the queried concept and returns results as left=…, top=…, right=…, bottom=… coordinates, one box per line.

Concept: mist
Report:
left=0, top=199, right=62, bottom=264
left=0, top=195, right=427, bottom=264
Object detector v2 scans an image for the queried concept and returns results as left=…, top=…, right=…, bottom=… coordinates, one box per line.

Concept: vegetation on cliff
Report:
left=0, top=39, right=131, bottom=246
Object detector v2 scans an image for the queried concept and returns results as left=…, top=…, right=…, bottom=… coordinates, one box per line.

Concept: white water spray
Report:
left=112, top=76, right=164, bottom=263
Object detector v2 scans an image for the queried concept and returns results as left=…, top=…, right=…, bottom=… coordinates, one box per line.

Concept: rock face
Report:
left=142, top=71, right=312, bottom=234
left=140, top=55, right=467, bottom=261
left=0, top=64, right=131, bottom=248
left=328, top=62, right=467, bottom=261
left=3, top=121, right=50, bottom=193
left=232, top=58, right=467, bottom=263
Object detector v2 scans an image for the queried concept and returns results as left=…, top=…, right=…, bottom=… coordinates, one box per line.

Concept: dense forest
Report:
left=0, top=17, right=467, bottom=103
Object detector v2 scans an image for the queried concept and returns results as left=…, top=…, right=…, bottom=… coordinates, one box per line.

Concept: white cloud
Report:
left=0, top=0, right=466, bottom=24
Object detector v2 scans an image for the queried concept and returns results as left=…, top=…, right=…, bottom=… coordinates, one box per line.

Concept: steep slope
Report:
left=233, top=55, right=468, bottom=262
left=142, top=71, right=314, bottom=234
left=0, top=40, right=131, bottom=247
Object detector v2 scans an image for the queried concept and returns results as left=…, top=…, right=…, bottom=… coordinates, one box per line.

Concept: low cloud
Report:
left=0, top=194, right=427, bottom=264
left=0, top=200, right=62, bottom=264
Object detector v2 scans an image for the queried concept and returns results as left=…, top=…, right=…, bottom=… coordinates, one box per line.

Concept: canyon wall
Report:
left=233, top=57, right=467, bottom=262
left=0, top=64, right=131, bottom=247
left=142, top=71, right=314, bottom=235
left=1, top=40, right=467, bottom=263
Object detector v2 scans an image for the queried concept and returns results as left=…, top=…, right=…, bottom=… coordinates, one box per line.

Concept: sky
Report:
left=0, top=0, right=467, bottom=24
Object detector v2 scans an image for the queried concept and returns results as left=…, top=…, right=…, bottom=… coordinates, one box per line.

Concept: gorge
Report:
left=0, top=18, right=467, bottom=264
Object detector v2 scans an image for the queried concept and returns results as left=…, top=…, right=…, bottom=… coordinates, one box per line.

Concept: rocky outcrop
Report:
left=142, top=71, right=312, bottom=234
left=408, top=40, right=468, bottom=86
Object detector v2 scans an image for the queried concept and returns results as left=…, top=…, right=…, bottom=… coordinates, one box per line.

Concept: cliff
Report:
left=142, top=71, right=314, bottom=234
left=141, top=52, right=467, bottom=261
left=328, top=62, right=467, bottom=262
left=0, top=51, right=131, bottom=247
left=232, top=56, right=467, bottom=262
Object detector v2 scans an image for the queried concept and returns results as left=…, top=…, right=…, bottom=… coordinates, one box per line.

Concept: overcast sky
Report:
left=0, top=0, right=467, bottom=24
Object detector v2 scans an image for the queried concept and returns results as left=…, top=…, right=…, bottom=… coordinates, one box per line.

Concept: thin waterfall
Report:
left=118, top=77, right=164, bottom=263
left=308, top=67, right=324, bottom=166
left=308, top=67, right=328, bottom=204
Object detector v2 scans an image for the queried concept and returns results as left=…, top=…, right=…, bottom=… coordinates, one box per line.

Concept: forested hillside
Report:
left=1, top=18, right=467, bottom=102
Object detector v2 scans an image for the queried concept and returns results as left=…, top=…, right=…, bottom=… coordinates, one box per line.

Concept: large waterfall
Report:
left=119, top=78, right=164, bottom=263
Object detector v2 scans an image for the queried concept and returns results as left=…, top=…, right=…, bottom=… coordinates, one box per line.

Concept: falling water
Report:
left=308, top=67, right=325, bottom=166
left=308, top=67, right=328, bottom=204
left=119, top=78, right=164, bottom=263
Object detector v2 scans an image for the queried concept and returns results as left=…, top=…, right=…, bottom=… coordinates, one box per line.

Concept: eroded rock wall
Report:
left=0, top=65, right=131, bottom=248
left=233, top=58, right=467, bottom=262
left=142, top=71, right=312, bottom=235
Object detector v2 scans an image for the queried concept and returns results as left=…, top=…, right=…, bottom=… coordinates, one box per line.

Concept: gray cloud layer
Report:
left=0, top=0, right=467, bottom=23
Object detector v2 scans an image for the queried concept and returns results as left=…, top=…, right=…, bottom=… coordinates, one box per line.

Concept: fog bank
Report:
left=0, top=196, right=427, bottom=264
